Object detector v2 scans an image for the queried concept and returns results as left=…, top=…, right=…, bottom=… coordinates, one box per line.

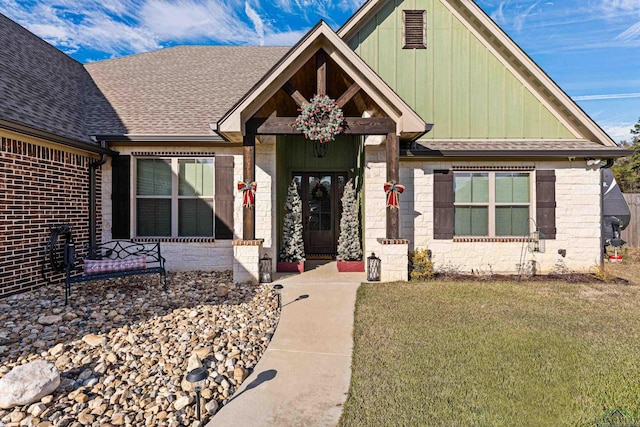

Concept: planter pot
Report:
left=337, top=260, right=365, bottom=272
left=277, top=261, right=305, bottom=273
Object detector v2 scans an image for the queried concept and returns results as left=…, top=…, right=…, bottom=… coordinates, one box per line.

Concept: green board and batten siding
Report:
left=346, top=0, right=575, bottom=140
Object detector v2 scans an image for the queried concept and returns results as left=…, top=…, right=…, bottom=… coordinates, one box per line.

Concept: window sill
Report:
left=133, top=237, right=216, bottom=243
left=453, top=237, right=529, bottom=243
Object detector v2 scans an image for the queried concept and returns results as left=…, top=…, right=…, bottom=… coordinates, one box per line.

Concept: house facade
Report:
left=0, top=0, right=632, bottom=296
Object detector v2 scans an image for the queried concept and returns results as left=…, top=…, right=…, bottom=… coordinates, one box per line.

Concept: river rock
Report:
left=205, top=399, right=219, bottom=415
left=27, top=402, right=46, bottom=417
left=173, top=394, right=193, bottom=411
left=215, top=284, right=229, bottom=297
left=233, top=367, right=248, bottom=384
left=186, top=354, right=202, bottom=372
left=0, top=272, right=280, bottom=424
left=192, top=347, right=211, bottom=360
left=49, top=343, right=65, bottom=356
left=37, top=315, right=62, bottom=325
left=82, top=334, right=106, bottom=347
left=0, top=360, right=60, bottom=409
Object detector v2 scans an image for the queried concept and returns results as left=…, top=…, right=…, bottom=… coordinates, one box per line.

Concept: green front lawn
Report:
left=340, top=280, right=640, bottom=426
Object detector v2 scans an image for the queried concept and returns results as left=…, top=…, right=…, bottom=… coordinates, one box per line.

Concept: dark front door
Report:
left=293, top=172, right=347, bottom=258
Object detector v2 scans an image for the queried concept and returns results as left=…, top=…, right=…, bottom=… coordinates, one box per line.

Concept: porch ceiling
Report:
left=217, top=21, right=428, bottom=143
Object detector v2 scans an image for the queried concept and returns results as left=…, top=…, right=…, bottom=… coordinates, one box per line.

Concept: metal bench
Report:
left=64, top=240, right=167, bottom=305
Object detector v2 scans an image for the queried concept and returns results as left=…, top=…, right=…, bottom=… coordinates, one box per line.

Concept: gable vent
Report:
left=403, top=10, right=426, bottom=49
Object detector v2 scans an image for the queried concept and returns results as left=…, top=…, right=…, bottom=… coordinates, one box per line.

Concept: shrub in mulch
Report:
left=432, top=272, right=629, bottom=285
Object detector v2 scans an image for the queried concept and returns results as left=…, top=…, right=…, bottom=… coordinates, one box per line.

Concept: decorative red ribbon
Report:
left=237, top=180, right=257, bottom=208
left=384, top=180, right=405, bottom=209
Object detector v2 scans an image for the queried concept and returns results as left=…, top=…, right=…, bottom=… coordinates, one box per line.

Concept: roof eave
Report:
left=1, top=119, right=117, bottom=156
left=93, top=134, right=227, bottom=143
left=401, top=149, right=635, bottom=159
left=337, top=0, right=381, bottom=40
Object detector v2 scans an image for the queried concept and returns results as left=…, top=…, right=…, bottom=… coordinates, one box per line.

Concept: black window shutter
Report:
left=215, top=156, right=234, bottom=239
left=433, top=169, right=454, bottom=239
left=111, top=155, right=131, bottom=239
left=536, top=170, right=556, bottom=239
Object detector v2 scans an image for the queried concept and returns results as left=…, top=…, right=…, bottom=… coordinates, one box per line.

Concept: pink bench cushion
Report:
left=83, top=256, right=147, bottom=276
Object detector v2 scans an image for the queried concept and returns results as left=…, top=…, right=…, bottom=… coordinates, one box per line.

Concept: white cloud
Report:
left=0, top=0, right=369, bottom=60
left=0, top=0, right=161, bottom=56
left=139, top=0, right=257, bottom=43
left=263, top=29, right=307, bottom=46
left=598, top=0, right=640, bottom=14
left=490, top=1, right=543, bottom=32
left=602, top=123, right=636, bottom=142
left=245, top=1, right=265, bottom=46
left=616, top=21, right=640, bottom=41
left=573, top=92, right=640, bottom=101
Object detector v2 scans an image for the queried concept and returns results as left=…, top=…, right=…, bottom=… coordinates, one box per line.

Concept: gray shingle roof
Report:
left=84, top=45, right=290, bottom=136
left=0, top=13, right=94, bottom=143
left=1, top=13, right=288, bottom=141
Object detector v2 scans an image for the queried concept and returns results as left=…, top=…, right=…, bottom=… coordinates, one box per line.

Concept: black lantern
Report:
left=259, top=253, right=272, bottom=283
left=186, top=367, right=208, bottom=421
left=367, top=253, right=381, bottom=282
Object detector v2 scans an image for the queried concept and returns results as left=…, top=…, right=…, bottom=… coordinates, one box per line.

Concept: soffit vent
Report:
left=403, top=10, right=426, bottom=49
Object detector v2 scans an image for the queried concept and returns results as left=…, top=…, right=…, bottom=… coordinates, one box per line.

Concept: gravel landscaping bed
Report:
left=0, top=271, right=280, bottom=426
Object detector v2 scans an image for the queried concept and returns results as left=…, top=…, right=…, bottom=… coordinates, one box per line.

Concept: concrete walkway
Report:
left=209, top=261, right=364, bottom=427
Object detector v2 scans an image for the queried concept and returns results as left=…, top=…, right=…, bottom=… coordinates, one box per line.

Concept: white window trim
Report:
left=131, top=156, right=216, bottom=238
left=453, top=170, right=535, bottom=237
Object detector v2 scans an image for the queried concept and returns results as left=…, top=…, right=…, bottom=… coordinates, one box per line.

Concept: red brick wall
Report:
left=0, top=135, right=102, bottom=298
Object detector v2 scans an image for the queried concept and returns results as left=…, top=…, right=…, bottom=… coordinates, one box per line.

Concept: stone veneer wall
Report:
left=400, top=159, right=602, bottom=274
left=102, top=143, right=277, bottom=273
left=102, top=141, right=602, bottom=277
left=363, top=141, right=411, bottom=281
left=0, top=131, right=100, bottom=298
left=362, top=142, right=388, bottom=259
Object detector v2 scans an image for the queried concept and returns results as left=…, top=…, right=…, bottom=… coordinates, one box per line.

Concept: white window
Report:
left=453, top=171, right=532, bottom=237
left=135, top=157, right=215, bottom=237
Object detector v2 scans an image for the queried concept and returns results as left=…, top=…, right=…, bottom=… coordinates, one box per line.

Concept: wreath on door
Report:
left=311, top=183, right=329, bottom=201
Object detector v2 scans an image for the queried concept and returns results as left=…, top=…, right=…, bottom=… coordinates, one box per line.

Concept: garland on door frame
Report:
left=294, top=94, right=344, bottom=143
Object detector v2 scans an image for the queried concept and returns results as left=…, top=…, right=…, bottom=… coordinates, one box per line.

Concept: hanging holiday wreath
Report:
left=311, top=183, right=329, bottom=201
left=294, top=94, right=345, bottom=143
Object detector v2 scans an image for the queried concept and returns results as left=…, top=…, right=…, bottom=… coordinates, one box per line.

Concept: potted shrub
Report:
left=337, top=179, right=364, bottom=272
left=278, top=178, right=306, bottom=272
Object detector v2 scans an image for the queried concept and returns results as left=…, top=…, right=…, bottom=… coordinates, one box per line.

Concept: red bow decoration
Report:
left=237, top=180, right=257, bottom=208
left=384, top=180, right=405, bottom=209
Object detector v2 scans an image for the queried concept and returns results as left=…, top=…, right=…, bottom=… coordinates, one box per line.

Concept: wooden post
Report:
left=386, top=132, right=400, bottom=239
left=243, top=131, right=256, bottom=240
left=316, top=50, right=326, bottom=96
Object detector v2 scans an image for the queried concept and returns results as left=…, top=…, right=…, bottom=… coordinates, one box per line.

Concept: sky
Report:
left=1, top=0, right=638, bottom=143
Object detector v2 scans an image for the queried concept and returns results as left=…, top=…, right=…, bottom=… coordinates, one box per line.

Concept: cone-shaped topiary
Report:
left=279, top=178, right=306, bottom=262
left=337, top=179, right=362, bottom=261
